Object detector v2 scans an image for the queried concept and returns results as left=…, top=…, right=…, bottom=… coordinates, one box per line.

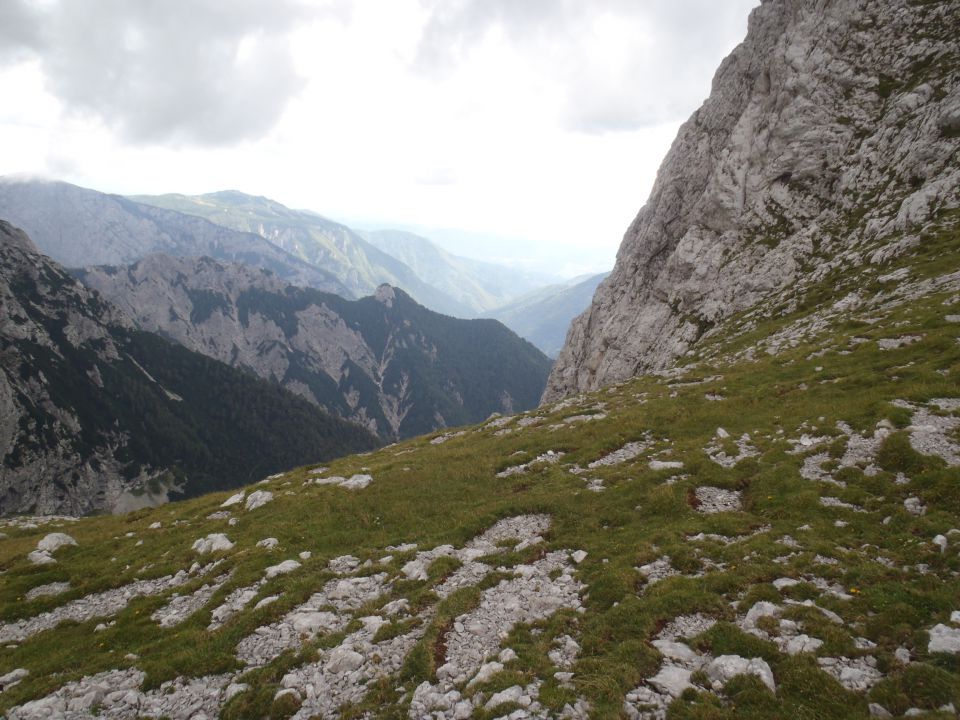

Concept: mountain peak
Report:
left=374, top=283, right=396, bottom=306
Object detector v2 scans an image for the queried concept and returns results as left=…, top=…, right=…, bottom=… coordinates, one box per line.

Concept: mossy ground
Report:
left=1, top=220, right=959, bottom=718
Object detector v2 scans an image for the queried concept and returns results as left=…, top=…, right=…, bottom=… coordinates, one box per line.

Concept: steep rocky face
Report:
left=0, top=179, right=349, bottom=296
left=78, top=254, right=553, bottom=439
left=0, top=221, right=132, bottom=514
left=545, top=0, right=960, bottom=401
left=0, top=222, right=377, bottom=516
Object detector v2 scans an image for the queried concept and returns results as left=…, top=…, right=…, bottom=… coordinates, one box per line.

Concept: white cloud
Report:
left=0, top=0, right=759, bottom=276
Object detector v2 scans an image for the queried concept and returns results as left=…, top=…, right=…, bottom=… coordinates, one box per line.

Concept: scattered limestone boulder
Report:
left=904, top=497, right=927, bottom=516
left=224, top=683, right=249, bottom=703
left=742, top=601, right=781, bottom=632
left=264, top=560, right=301, bottom=579
left=25, top=581, right=71, bottom=601
left=325, top=646, right=365, bottom=674
left=784, top=634, right=824, bottom=656
left=244, top=490, right=273, bottom=511
left=27, top=550, right=56, bottom=565
left=0, top=667, right=29, bottom=692
left=221, top=491, right=245, bottom=508
left=706, top=655, right=776, bottom=692
left=37, top=532, right=77, bottom=553
left=485, top=685, right=526, bottom=710
left=648, top=665, right=693, bottom=697
left=257, top=537, right=279, bottom=549
left=468, top=661, right=503, bottom=687
left=191, top=534, right=234, bottom=554
left=928, top=624, right=960, bottom=654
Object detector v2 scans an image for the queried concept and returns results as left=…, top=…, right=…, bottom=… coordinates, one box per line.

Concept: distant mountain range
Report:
left=0, top=177, right=607, bottom=357
left=129, top=190, right=479, bottom=317
left=487, top=273, right=609, bottom=357
left=0, top=221, right=377, bottom=516
left=0, top=179, right=349, bottom=295
left=78, top=254, right=553, bottom=439
left=361, top=229, right=555, bottom=314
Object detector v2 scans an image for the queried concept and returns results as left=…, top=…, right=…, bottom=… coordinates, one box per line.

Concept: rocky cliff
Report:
left=0, top=222, right=376, bottom=516
left=78, top=254, right=553, bottom=439
left=545, top=0, right=960, bottom=401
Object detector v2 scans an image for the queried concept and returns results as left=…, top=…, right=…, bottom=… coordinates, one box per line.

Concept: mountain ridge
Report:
left=77, top=253, right=554, bottom=439
left=0, top=221, right=378, bottom=516
left=130, top=191, right=479, bottom=318
left=0, top=178, right=351, bottom=296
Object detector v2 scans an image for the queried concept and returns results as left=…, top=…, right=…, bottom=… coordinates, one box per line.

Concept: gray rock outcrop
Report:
left=79, top=254, right=552, bottom=439
left=545, top=0, right=960, bottom=400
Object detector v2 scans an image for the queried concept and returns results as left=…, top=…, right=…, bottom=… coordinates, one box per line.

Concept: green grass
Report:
left=1, top=223, right=959, bottom=718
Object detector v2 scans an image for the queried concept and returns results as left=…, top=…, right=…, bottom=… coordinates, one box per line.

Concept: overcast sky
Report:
left=0, top=0, right=758, bottom=277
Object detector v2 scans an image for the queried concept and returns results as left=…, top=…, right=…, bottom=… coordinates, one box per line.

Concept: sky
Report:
left=0, top=0, right=759, bottom=278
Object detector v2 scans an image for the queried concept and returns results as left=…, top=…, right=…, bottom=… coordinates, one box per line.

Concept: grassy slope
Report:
left=0, top=218, right=958, bottom=718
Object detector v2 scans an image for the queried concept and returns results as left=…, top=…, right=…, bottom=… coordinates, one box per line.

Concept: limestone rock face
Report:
left=544, top=0, right=960, bottom=401
left=0, top=222, right=378, bottom=516
left=80, top=255, right=552, bottom=439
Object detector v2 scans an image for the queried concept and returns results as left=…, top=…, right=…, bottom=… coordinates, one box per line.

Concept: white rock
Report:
left=652, top=640, right=701, bottom=664
left=224, top=683, right=249, bottom=703
left=244, top=490, right=274, bottom=511
left=289, top=611, right=339, bottom=636
left=148, top=522, right=162, bottom=529
left=264, top=560, right=301, bottom=579
left=0, top=667, right=29, bottom=690
left=571, top=550, right=588, bottom=564
left=904, top=497, right=926, bottom=516
left=37, top=532, right=77, bottom=553
left=340, top=474, right=373, bottom=490
left=928, top=623, right=960, bottom=654
left=499, top=648, right=518, bottom=663
left=191, top=533, right=234, bottom=554
left=257, top=537, right=279, bottom=549
left=649, top=460, right=684, bottom=471
left=648, top=665, right=693, bottom=697
left=326, top=646, right=365, bottom=674
left=298, top=551, right=312, bottom=561
left=254, top=595, right=279, bottom=609
left=933, top=534, right=948, bottom=553
left=706, top=655, right=776, bottom=692
left=25, top=581, right=71, bottom=601
left=486, top=685, right=524, bottom=709
left=468, top=661, right=503, bottom=687
left=742, top=601, right=781, bottom=631
left=221, top=491, right=245, bottom=508
left=773, top=578, right=799, bottom=590
left=951, top=611, right=960, bottom=624
left=27, top=550, right=56, bottom=565
left=784, top=635, right=823, bottom=655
